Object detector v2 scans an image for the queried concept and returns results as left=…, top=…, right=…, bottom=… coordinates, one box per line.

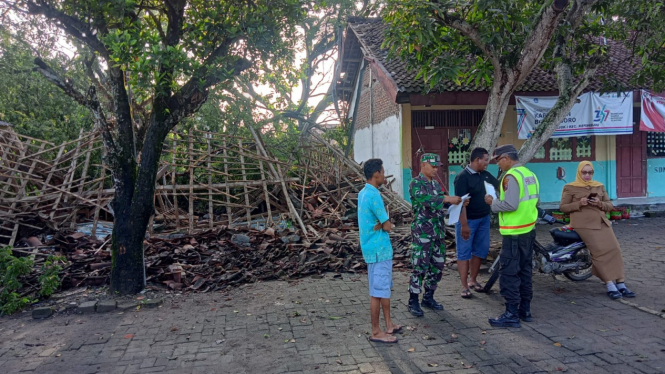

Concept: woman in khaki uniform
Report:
left=559, top=161, right=636, bottom=300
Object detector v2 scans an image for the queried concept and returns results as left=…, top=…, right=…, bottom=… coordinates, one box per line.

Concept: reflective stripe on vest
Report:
left=499, top=166, right=540, bottom=235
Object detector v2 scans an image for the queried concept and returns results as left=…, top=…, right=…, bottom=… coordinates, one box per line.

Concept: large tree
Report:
left=3, top=0, right=304, bottom=295
left=383, top=0, right=665, bottom=161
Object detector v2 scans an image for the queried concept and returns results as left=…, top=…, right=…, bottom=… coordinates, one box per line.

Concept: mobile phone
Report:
left=588, top=193, right=598, bottom=199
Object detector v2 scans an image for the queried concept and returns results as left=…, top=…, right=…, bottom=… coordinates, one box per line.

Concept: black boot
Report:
left=408, top=293, right=424, bottom=317
left=421, top=290, right=444, bottom=310
left=489, top=304, right=521, bottom=328
left=518, top=301, right=533, bottom=322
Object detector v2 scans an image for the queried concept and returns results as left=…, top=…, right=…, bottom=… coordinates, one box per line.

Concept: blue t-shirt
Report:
left=358, top=183, right=393, bottom=263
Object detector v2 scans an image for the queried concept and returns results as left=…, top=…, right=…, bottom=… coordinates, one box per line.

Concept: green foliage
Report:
left=383, top=0, right=542, bottom=90
left=39, top=255, right=66, bottom=297
left=0, top=29, right=92, bottom=144
left=0, top=247, right=35, bottom=315
left=382, top=0, right=665, bottom=93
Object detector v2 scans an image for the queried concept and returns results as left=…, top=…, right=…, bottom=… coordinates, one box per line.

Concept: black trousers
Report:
left=499, top=229, right=536, bottom=306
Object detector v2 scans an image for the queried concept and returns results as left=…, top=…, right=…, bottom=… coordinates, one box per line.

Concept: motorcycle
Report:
left=482, top=208, right=593, bottom=292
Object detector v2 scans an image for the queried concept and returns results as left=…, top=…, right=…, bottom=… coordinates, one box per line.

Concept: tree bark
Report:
left=518, top=61, right=600, bottom=163
left=467, top=72, right=513, bottom=155
left=109, top=191, right=146, bottom=295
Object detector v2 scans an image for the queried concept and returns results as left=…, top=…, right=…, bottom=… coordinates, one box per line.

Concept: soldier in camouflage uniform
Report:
left=408, top=153, right=463, bottom=317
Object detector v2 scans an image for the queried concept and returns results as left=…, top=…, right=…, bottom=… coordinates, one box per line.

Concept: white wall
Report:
left=353, top=113, right=403, bottom=197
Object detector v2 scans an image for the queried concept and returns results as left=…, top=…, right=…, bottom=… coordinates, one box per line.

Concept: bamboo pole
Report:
left=70, top=136, right=95, bottom=229
left=172, top=137, right=179, bottom=231
left=8, top=142, right=46, bottom=246
left=238, top=139, right=252, bottom=227
left=91, top=150, right=108, bottom=239
left=0, top=128, right=55, bottom=145
left=207, top=132, right=214, bottom=230
left=248, top=126, right=307, bottom=235
left=50, top=128, right=85, bottom=225
left=188, top=131, right=194, bottom=234
left=222, top=139, right=233, bottom=225
left=0, top=135, right=29, bottom=200
left=299, top=159, right=309, bottom=221
left=258, top=146, right=272, bottom=227
left=35, top=143, right=66, bottom=210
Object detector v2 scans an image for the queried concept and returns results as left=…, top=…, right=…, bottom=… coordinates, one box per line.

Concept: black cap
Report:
left=492, top=144, right=518, bottom=160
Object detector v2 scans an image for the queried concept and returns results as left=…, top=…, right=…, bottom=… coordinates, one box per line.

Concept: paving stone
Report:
left=38, top=348, right=57, bottom=357
left=97, top=300, right=117, bottom=313
left=32, top=307, right=53, bottom=319
left=117, top=301, right=138, bottom=310
left=77, top=301, right=98, bottom=314
left=144, top=298, right=163, bottom=308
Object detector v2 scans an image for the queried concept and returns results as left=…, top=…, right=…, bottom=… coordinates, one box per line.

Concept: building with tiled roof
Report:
left=337, top=17, right=665, bottom=203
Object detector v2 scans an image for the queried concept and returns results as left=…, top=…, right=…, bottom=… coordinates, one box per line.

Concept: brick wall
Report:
left=354, top=65, right=400, bottom=130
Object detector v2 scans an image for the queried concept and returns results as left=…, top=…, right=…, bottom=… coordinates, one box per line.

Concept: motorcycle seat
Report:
left=549, top=227, right=582, bottom=245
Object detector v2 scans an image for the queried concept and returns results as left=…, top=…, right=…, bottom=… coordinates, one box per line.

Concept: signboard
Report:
left=640, top=90, right=665, bottom=133
left=516, top=92, right=633, bottom=139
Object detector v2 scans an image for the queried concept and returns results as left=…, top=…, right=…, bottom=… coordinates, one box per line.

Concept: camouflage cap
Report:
left=420, top=153, right=441, bottom=166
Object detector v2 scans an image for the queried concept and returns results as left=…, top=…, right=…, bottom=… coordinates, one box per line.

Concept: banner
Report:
left=516, top=92, right=633, bottom=139
left=640, top=90, right=665, bottom=132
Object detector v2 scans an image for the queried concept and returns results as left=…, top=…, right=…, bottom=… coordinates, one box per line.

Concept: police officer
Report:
left=484, top=145, right=540, bottom=328
left=408, top=153, right=463, bottom=317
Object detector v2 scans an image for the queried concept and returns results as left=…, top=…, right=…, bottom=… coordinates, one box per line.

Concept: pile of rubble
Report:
left=14, top=223, right=457, bottom=293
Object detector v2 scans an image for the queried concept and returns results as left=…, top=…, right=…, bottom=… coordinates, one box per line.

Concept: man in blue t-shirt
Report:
left=358, top=158, right=402, bottom=344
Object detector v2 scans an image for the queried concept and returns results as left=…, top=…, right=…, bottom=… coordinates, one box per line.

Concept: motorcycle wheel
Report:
left=563, top=248, right=593, bottom=281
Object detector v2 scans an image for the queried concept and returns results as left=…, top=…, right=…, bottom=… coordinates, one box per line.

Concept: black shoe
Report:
left=607, top=290, right=622, bottom=300
left=421, top=290, right=444, bottom=310
left=408, top=294, right=424, bottom=317
left=618, top=287, right=636, bottom=298
left=518, top=301, right=533, bottom=322
left=489, top=304, right=521, bottom=328
left=489, top=310, right=521, bottom=328
left=518, top=311, right=533, bottom=322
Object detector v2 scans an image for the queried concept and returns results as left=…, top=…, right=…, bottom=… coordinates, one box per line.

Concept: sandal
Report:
left=369, top=335, right=398, bottom=344
left=461, top=289, right=472, bottom=299
left=469, top=282, right=484, bottom=292
left=387, top=325, right=403, bottom=334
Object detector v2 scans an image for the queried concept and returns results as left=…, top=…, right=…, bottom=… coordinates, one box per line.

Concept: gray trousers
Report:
left=499, top=230, right=536, bottom=306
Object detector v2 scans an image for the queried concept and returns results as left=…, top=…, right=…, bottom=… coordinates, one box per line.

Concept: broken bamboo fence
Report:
left=0, top=125, right=412, bottom=246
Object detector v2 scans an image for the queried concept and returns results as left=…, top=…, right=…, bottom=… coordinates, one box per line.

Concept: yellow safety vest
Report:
left=499, top=166, right=540, bottom=235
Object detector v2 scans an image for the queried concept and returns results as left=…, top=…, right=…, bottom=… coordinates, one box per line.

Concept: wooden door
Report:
left=616, top=110, right=646, bottom=198
left=411, top=127, right=449, bottom=192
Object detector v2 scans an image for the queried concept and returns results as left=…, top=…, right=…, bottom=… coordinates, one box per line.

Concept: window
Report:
left=412, top=110, right=485, bottom=128
left=647, top=132, right=665, bottom=157
left=530, top=136, right=595, bottom=162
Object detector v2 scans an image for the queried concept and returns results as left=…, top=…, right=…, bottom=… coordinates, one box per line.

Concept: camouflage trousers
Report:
left=408, top=235, right=446, bottom=294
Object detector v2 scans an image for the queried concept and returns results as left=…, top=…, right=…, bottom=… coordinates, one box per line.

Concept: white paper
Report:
left=484, top=181, right=497, bottom=200
left=446, top=194, right=470, bottom=226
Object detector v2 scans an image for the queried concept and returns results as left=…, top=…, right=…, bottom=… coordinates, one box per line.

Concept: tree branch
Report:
left=434, top=12, right=500, bottom=71
left=148, top=11, right=167, bottom=43
left=518, top=56, right=603, bottom=163
left=25, top=1, right=109, bottom=59
left=83, top=56, right=114, bottom=112
left=512, top=0, right=570, bottom=87
left=33, top=57, right=118, bottom=158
